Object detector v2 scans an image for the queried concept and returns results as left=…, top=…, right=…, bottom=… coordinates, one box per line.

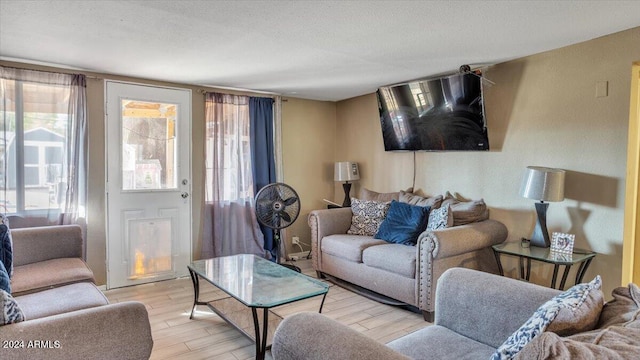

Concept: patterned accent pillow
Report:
left=426, top=203, right=452, bottom=231
left=0, top=214, right=12, bottom=278
left=347, top=198, right=391, bottom=236
left=547, top=282, right=604, bottom=336
left=491, top=275, right=602, bottom=360
left=0, top=289, right=25, bottom=325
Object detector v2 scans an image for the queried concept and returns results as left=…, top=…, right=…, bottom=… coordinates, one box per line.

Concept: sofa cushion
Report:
left=491, top=275, right=602, bottom=360
left=0, top=289, right=25, bottom=325
left=388, top=325, right=496, bottom=360
left=15, top=282, right=108, bottom=321
left=321, top=235, right=387, bottom=263
left=347, top=199, right=391, bottom=236
left=374, top=200, right=429, bottom=245
left=399, top=190, right=443, bottom=209
left=426, top=203, right=453, bottom=231
left=11, top=258, right=96, bottom=295
left=362, top=243, right=416, bottom=278
left=442, top=192, right=489, bottom=226
left=597, top=283, right=640, bottom=329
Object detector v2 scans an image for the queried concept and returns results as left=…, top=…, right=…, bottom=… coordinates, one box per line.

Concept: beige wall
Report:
left=281, top=98, right=337, bottom=255
left=4, top=26, right=638, bottom=297
left=333, top=27, right=640, bottom=297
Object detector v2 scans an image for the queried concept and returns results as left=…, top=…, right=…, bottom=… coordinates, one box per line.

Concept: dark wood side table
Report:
left=492, top=242, right=596, bottom=290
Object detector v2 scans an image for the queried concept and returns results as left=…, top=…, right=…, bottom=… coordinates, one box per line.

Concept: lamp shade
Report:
left=520, top=166, right=565, bottom=202
left=334, top=162, right=360, bottom=182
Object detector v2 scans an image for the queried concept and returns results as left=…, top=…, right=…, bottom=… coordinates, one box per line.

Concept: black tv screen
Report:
left=377, top=72, right=489, bottom=151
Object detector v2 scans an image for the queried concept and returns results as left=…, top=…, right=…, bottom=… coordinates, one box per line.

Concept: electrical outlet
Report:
left=292, top=236, right=300, bottom=245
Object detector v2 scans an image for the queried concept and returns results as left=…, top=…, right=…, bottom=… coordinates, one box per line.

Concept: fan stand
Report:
left=273, top=229, right=301, bottom=273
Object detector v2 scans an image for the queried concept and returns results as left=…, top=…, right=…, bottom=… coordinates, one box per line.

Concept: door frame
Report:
left=622, top=61, right=640, bottom=285
left=103, top=79, right=193, bottom=288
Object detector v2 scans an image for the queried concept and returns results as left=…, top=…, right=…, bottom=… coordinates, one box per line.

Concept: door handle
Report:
left=181, top=192, right=189, bottom=199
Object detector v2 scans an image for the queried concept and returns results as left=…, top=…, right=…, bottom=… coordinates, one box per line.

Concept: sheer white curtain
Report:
left=0, top=66, right=87, bottom=228
left=202, top=92, right=266, bottom=258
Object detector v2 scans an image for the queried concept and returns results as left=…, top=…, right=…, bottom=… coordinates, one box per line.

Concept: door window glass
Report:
left=121, top=100, right=177, bottom=190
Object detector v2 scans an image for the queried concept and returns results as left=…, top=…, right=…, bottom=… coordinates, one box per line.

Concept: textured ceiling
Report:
left=1, top=0, right=639, bottom=101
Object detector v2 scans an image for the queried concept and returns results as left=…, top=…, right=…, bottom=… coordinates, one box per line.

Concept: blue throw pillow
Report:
left=0, top=221, right=12, bottom=279
left=0, top=260, right=10, bottom=294
left=374, top=200, right=430, bottom=245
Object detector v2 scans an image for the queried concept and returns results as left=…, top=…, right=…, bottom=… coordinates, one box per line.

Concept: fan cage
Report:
left=255, top=183, right=301, bottom=230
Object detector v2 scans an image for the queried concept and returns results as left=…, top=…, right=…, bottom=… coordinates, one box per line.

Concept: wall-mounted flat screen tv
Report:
left=377, top=72, right=489, bottom=151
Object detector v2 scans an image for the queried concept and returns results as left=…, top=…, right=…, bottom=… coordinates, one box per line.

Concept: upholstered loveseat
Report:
left=309, top=190, right=508, bottom=321
left=0, top=223, right=153, bottom=360
left=272, top=268, right=640, bottom=360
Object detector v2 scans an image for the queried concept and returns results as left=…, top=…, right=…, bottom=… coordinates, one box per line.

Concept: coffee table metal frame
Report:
left=188, top=255, right=329, bottom=360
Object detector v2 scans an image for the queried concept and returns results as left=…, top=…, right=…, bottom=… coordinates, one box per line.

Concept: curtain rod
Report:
left=201, top=89, right=278, bottom=99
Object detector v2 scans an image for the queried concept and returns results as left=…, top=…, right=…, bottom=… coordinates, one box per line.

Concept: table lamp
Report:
left=334, top=162, right=360, bottom=207
left=520, top=166, right=566, bottom=248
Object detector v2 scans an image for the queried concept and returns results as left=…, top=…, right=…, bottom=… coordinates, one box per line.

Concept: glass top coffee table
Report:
left=188, top=254, right=329, bottom=360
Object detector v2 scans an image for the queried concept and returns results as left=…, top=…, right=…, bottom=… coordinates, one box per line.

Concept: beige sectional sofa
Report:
left=1, top=225, right=153, bottom=360
left=273, top=268, right=640, bottom=359
left=309, top=191, right=508, bottom=321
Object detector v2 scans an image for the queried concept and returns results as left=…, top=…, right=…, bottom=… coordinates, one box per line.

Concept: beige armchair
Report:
left=1, top=224, right=153, bottom=360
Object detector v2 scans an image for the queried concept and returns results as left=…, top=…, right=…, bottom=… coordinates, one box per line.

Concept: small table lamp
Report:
left=520, top=166, right=566, bottom=248
left=334, top=162, right=360, bottom=207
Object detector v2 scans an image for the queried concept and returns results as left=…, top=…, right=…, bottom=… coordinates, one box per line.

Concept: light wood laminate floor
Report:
left=104, top=258, right=430, bottom=360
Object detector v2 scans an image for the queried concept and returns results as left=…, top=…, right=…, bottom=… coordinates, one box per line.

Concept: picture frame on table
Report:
left=551, top=232, right=575, bottom=254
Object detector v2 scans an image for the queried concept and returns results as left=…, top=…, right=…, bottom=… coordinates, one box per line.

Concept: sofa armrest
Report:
left=272, top=312, right=409, bottom=360
left=11, top=225, right=83, bottom=266
left=435, top=268, right=561, bottom=348
left=414, top=219, right=508, bottom=315
left=418, top=219, right=508, bottom=260
left=308, top=208, right=352, bottom=271
left=0, top=301, right=153, bottom=360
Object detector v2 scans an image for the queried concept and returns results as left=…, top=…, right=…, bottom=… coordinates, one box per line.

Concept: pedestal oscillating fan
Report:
left=255, top=182, right=301, bottom=272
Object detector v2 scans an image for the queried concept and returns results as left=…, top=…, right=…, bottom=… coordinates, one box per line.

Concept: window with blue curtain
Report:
left=202, top=93, right=276, bottom=259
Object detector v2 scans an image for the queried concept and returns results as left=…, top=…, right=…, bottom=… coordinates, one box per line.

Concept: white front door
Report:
left=105, top=81, right=192, bottom=289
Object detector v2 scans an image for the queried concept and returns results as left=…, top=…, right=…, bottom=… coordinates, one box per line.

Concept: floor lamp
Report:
left=334, top=162, right=360, bottom=207
left=520, top=166, right=566, bottom=248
